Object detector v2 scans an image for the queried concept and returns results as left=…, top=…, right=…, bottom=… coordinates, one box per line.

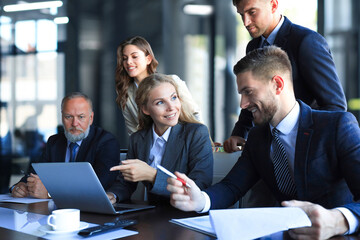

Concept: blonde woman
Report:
left=108, top=73, right=212, bottom=204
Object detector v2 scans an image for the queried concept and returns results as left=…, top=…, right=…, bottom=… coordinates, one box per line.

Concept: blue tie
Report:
left=262, top=39, right=270, bottom=48
left=69, top=142, right=79, bottom=162
left=271, top=128, right=297, bottom=198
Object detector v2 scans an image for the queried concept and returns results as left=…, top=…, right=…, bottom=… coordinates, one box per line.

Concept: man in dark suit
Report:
left=223, top=0, right=348, bottom=208
left=223, top=0, right=346, bottom=152
left=167, top=47, right=360, bottom=239
left=11, top=92, right=119, bottom=199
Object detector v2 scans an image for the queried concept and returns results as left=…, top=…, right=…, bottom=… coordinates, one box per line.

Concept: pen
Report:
left=157, top=165, right=191, bottom=188
left=20, top=170, right=30, bottom=178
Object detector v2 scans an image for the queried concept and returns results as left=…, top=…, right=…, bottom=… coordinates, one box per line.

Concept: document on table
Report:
left=0, top=207, right=138, bottom=240
left=170, top=215, right=216, bottom=238
left=0, top=194, right=51, bottom=204
left=171, top=207, right=311, bottom=240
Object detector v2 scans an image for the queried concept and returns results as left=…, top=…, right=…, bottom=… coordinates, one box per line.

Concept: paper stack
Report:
left=171, top=207, right=311, bottom=240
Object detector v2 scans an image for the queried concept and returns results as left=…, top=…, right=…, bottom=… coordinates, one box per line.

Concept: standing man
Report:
left=223, top=0, right=347, bottom=207
left=11, top=92, right=120, bottom=199
left=224, top=0, right=347, bottom=152
left=167, top=47, right=360, bottom=239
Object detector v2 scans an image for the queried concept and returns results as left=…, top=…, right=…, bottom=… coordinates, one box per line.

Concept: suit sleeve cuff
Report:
left=197, top=191, right=211, bottom=213
left=337, top=207, right=359, bottom=234
left=9, top=185, right=16, bottom=193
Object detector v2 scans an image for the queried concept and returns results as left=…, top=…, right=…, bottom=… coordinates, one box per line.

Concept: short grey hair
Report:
left=61, top=92, right=93, bottom=113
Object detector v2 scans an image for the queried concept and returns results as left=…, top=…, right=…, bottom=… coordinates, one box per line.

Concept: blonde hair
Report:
left=135, top=73, right=201, bottom=130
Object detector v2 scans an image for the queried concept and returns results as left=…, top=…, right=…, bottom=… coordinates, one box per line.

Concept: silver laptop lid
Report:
left=32, top=162, right=154, bottom=215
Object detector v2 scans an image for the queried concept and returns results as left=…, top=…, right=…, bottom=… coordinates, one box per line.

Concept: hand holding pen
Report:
left=157, top=165, right=191, bottom=188
left=165, top=171, right=206, bottom=212
left=11, top=182, right=29, bottom=198
left=11, top=170, right=30, bottom=198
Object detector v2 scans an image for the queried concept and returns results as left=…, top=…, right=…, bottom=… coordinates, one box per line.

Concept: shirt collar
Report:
left=270, top=101, right=300, bottom=135
left=261, top=15, right=284, bottom=45
left=67, top=139, right=82, bottom=147
left=151, top=125, right=172, bottom=143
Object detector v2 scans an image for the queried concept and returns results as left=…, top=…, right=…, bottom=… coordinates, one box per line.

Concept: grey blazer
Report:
left=108, top=123, right=213, bottom=203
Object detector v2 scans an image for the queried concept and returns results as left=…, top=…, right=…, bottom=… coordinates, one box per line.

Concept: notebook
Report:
left=32, top=162, right=155, bottom=215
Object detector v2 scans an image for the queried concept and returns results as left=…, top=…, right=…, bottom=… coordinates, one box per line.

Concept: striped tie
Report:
left=271, top=128, right=297, bottom=198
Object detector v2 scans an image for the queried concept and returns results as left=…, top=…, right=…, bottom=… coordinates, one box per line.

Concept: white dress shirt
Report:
left=149, top=125, right=171, bottom=168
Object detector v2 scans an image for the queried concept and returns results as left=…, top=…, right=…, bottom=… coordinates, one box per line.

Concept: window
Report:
left=0, top=1, right=66, bottom=192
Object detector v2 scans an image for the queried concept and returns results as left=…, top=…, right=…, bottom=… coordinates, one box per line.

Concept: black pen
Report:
left=20, top=170, right=30, bottom=179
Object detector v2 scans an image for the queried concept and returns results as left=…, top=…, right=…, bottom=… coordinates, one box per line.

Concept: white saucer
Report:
left=38, top=222, right=89, bottom=235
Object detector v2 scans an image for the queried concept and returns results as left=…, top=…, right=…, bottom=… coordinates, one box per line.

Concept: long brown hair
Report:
left=135, top=73, right=201, bottom=130
left=115, top=36, right=159, bottom=109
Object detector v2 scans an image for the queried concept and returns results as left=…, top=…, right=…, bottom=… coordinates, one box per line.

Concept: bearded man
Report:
left=168, top=47, right=360, bottom=239
left=11, top=92, right=120, bottom=199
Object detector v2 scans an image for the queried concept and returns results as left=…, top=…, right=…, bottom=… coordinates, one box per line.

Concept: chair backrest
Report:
left=213, top=151, right=242, bottom=208
left=120, top=149, right=127, bottom=162
left=212, top=151, right=242, bottom=184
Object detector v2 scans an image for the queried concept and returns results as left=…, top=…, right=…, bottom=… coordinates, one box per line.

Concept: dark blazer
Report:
left=109, top=123, right=213, bottom=203
left=21, top=125, right=120, bottom=190
left=232, top=16, right=347, bottom=138
left=206, top=101, right=360, bottom=221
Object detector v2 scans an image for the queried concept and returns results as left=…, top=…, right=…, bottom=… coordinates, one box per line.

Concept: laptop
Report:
left=32, top=162, right=155, bottom=215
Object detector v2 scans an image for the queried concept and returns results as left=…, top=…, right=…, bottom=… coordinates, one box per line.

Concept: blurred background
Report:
left=0, top=0, right=358, bottom=193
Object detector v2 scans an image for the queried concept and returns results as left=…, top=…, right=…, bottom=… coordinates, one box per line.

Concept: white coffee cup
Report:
left=47, top=209, right=80, bottom=231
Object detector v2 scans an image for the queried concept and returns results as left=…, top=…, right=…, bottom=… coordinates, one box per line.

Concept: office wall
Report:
left=66, top=0, right=238, bottom=147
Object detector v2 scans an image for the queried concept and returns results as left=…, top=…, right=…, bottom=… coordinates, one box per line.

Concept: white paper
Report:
left=0, top=194, right=51, bottom=204
left=0, top=207, right=138, bottom=240
left=209, top=207, right=311, bottom=240
left=170, top=215, right=216, bottom=237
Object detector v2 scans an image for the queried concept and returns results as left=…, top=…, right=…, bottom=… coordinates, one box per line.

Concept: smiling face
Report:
left=62, top=97, right=94, bottom=142
left=236, top=0, right=276, bottom=38
left=122, top=44, right=152, bottom=84
left=237, top=71, right=278, bottom=126
left=141, top=82, right=181, bottom=136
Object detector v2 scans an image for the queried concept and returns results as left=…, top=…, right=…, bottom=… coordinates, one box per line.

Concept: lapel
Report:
left=273, top=16, right=292, bottom=49
left=247, top=17, right=293, bottom=53
left=75, top=125, right=95, bottom=163
left=138, top=127, right=153, bottom=165
left=257, top=124, right=279, bottom=191
left=247, top=38, right=261, bottom=53
left=127, top=83, right=139, bottom=115
left=160, top=123, right=184, bottom=170
left=56, top=134, right=68, bottom=162
left=293, top=101, right=313, bottom=200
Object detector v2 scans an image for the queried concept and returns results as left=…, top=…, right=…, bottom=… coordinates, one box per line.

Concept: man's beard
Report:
left=252, top=93, right=278, bottom=126
left=63, top=125, right=90, bottom=143
left=253, top=102, right=277, bottom=126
